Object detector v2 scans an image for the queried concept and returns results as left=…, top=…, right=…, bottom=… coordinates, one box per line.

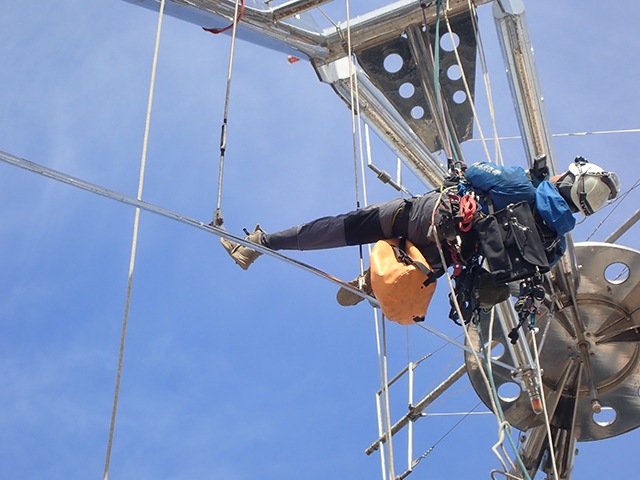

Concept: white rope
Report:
left=341, top=0, right=395, bottom=476
left=381, top=314, right=396, bottom=480
left=102, top=1, right=165, bottom=479
left=430, top=189, right=531, bottom=480
left=466, top=0, right=505, bottom=165
left=345, top=0, right=361, bottom=211
left=487, top=310, right=517, bottom=473
left=214, top=0, right=243, bottom=226
left=373, top=309, right=389, bottom=480
left=444, top=8, right=494, bottom=164
left=531, top=330, right=560, bottom=480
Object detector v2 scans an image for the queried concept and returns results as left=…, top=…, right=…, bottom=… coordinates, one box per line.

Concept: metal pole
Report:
left=322, top=0, right=493, bottom=60
left=492, top=0, right=557, bottom=171
left=604, top=207, right=640, bottom=243
left=408, top=362, right=415, bottom=475
left=271, top=0, right=335, bottom=22
left=0, top=149, right=378, bottom=306
left=327, top=69, right=447, bottom=188
left=495, top=301, right=543, bottom=415
left=366, top=364, right=467, bottom=455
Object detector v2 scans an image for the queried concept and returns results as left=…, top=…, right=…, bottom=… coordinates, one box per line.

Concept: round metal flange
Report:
left=466, top=242, right=640, bottom=441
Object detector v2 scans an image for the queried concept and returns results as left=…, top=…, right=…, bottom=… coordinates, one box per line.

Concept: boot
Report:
left=336, top=268, right=373, bottom=306
left=220, top=225, right=266, bottom=270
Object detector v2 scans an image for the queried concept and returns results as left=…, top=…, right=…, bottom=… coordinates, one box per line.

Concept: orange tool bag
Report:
left=370, top=238, right=437, bottom=325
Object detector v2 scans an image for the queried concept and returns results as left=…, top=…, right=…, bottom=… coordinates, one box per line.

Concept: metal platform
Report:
left=466, top=242, right=640, bottom=476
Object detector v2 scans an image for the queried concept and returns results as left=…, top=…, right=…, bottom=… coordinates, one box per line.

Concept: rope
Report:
left=210, top=0, right=244, bottom=227
left=421, top=1, right=456, bottom=162
left=202, top=0, right=245, bottom=34
left=381, top=314, right=396, bottom=480
left=430, top=189, right=532, bottom=480
left=102, top=1, right=166, bottom=479
left=478, top=314, right=531, bottom=479
left=586, top=175, right=640, bottom=240
left=531, top=331, right=560, bottom=480
left=444, top=8, right=495, bottom=165
left=341, top=0, right=395, bottom=476
left=372, top=310, right=389, bottom=480
left=484, top=311, right=517, bottom=473
left=466, top=0, right=505, bottom=165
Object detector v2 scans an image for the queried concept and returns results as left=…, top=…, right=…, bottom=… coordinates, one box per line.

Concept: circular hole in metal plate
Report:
left=483, top=340, right=505, bottom=360
left=604, top=262, right=629, bottom=285
left=498, top=382, right=521, bottom=403
left=447, top=64, right=462, bottom=80
left=399, top=82, right=415, bottom=99
left=453, top=90, right=467, bottom=104
left=440, top=32, right=460, bottom=52
left=383, top=53, right=403, bottom=73
left=593, top=406, right=617, bottom=427
left=411, top=106, right=424, bottom=119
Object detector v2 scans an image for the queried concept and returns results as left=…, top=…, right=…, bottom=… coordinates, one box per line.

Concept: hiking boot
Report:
left=336, top=268, right=373, bottom=306
left=220, top=224, right=266, bottom=270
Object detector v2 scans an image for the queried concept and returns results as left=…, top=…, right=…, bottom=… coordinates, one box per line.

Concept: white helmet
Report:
left=556, top=157, right=621, bottom=216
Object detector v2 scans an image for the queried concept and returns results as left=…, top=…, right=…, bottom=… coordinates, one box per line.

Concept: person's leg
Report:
left=220, top=198, right=405, bottom=270
left=264, top=198, right=404, bottom=251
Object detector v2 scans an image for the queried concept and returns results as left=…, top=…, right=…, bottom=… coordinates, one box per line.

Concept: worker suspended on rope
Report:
left=220, top=157, right=620, bottom=310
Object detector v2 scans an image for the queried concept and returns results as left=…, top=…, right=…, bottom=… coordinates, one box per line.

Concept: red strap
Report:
left=458, top=194, right=477, bottom=232
left=203, top=0, right=245, bottom=34
left=449, top=244, right=463, bottom=277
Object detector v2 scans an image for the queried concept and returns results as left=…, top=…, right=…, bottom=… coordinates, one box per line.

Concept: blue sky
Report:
left=1, top=1, right=640, bottom=479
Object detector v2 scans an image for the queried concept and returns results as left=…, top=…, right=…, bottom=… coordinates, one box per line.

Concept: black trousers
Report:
left=263, top=194, right=450, bottom=276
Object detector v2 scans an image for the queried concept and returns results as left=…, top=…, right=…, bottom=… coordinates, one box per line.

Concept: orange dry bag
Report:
left=370, top=238, right=437, bottom=325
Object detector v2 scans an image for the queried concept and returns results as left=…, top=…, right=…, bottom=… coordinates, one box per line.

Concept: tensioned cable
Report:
left=343, top=0, right=394, bottom=474
left=412, top=401, right=482, bottom=468
left=422, top=1, right=456, bottom=162
left=482, top=311, right=517, bottom=473
left=212, top=0, right=243, bottom=227
left=0, top=149, right=388, bottom=307
left=422, top=350, right=462, bottom=400
left=2, top=148, right=532, bottom=376
left=444, top=7, right=494, bottom=164
left=431, top=189, right=532, bottom=479
left=586, top=175, right=640, bottom=241
left=317, top=6, right=343, bottom=42
left=339, top=0, right=396, bottom=477
left=102, top=1, right=166, bottom=479
left=466, top=0, right=504, bottom=165
left=478, top=313, right=530, bottom=478
left=467, top=128, right=640, bottom=142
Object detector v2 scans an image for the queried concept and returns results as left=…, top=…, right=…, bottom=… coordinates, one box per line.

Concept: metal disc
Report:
left=466, top=242, right=640, bottom=441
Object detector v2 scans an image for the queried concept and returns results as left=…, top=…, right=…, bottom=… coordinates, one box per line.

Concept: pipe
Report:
left=366, top=364, right=467, bottom=455
left=271, top=0, right=335, bottom=22
left=0, top=149, right=378, bottom=306
left=604, top=207, right=640, bottom=243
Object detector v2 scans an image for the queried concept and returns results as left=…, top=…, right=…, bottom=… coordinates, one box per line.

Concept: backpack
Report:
left=474, top=201, right=550, bottom=283
left=370, top=238, right=437, bottom=325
